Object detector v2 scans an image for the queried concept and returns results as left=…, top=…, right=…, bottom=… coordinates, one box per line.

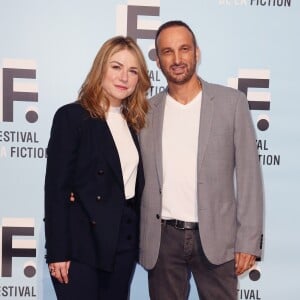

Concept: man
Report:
left=139, top=20, right=263, bottom=300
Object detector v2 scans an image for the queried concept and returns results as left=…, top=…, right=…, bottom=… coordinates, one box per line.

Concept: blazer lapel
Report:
left=95, top=119, right=124, bottom=189
left=198, top=80, right=214, bottom=169
left=129, top=126, right=139, bottom=151
left=129, top=127, right=145, bottom=201
left=153, top=92, right=167, bottom=188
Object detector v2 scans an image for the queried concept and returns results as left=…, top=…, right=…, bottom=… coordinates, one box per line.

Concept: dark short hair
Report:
left=155, top=20, right=198, bottom=54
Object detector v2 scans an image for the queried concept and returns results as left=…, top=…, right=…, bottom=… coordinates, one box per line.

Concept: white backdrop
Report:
left=0, top=0, right=299, bottom=299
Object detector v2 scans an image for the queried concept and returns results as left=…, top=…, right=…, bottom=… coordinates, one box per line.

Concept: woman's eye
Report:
left=129, top=69, right=138, bottom=75
left=111, top=65, right=121, bottom=70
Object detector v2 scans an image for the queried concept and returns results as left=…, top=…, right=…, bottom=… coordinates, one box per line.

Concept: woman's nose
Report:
left=119, top=69, right=128, bottom=82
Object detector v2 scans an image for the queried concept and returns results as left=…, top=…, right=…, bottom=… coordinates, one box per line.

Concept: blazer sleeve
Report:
left=234, top=92, right=264, bottom=257
left=44, top=104, right=81, bottom=263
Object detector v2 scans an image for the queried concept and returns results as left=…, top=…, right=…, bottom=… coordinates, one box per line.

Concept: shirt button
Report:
left=96, top=195, right=101, bottom=201
left=91, top=220, right=96, bottom=225
left=98, top=170, right=104, bottom=175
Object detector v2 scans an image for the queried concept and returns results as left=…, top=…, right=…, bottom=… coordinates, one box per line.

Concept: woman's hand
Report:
left=49, top=261, right=71, bottom=284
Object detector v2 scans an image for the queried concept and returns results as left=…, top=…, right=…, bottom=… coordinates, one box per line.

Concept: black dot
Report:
left=257, top=119, right=269, bottom=131
left=26, top=110, right=38, bottom=123
left=24, top=265, right=36, bottom=278
left=148, top=48, right=157, bottom=61
left=249, top=269, right=261, bottom=281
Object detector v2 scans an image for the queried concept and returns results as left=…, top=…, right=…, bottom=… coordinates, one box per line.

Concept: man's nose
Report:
left=173, top=51, right=182, bottom=64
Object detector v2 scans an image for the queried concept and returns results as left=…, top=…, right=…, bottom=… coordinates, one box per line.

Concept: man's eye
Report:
left=161, top=49, right=171, bottom=55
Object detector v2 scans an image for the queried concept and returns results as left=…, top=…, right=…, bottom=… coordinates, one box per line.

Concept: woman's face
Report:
left=102, top=49, right=139, bottom=107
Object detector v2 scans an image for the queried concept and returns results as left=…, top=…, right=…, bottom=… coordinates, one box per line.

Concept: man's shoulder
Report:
left=148, top=90, right=166, bottom=107
left=202, top=80, right=242, bottom=98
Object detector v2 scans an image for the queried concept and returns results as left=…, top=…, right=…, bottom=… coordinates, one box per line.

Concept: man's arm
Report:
left=233, top=91, right=264, bottom=272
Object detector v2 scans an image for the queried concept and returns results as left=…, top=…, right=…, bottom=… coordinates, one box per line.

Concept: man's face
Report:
left=156, top=26, right=199, bottom=85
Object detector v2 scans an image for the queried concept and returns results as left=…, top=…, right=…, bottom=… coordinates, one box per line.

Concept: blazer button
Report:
left=97, top=170, right=104, bottom=175
left=156, top=214, right=160, bottom=219
left=96, top=195, right=101, bottom=201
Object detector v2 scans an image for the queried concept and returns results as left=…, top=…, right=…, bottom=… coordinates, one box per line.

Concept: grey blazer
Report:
left=139, top=78, right=263, bottom=269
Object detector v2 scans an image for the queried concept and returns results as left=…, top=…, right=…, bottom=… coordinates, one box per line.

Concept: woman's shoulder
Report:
left=54, top=101, right=90, bottom=120
left=51, top=101, right=91, bottom=131
left=55, top=101, right=86, bottom=115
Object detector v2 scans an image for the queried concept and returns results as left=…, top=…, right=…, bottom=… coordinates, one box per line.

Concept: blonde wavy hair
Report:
left=78, top=36, right=150, bottom=132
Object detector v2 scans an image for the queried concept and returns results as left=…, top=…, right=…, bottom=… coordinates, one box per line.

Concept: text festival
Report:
left=0, top=285, right=36, bottom=297
left=238, top=289, right=261, bottom=299
left=0, top=130, right=46, bottom=159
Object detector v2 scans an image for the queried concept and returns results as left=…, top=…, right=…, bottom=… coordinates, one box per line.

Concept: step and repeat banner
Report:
left=0, top=0, right=299, bottom=299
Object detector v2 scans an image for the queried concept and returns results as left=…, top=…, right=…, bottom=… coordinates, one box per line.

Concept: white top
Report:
left=106, top=106, right=139, bottom=199
left=162, top=91, right=202, bottom=222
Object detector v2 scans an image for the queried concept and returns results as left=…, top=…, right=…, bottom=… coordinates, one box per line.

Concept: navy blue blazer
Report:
left=44, top=102, right=144, bottom=271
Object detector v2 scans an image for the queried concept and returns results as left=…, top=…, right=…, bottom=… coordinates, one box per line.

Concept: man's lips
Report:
left=171, top=64, right=186, bottom=74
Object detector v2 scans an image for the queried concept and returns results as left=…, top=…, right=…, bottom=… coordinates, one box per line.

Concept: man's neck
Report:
left=168, top=76, right=202, bottom=105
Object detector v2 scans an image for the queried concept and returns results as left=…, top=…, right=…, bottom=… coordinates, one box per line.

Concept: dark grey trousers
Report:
left=148, top=223, right=237, bottom=300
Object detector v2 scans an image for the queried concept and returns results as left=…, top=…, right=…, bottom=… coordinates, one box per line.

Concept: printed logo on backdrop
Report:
left=228, top=69, right=281, bottom=166
left=0, top=218, right=37, bottom=297
left=0, top=59, right=47, bottom=159
left=116, top=0, right=166, bottom=97
left=218, top=0, right=292, bottom=7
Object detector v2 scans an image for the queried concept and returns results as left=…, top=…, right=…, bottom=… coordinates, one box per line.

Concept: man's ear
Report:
left=156, top=56, right=161, bottom=69
left=196, top=47, right=201, bottom=64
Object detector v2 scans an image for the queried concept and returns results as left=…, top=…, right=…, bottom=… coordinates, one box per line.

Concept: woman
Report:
left=44, top=36, right=150, bottom=300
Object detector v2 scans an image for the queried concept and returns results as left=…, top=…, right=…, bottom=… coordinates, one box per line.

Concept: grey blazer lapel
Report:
left=198, top=80, right=214, bottom=170
left=152, top=92, right=167, bottom=188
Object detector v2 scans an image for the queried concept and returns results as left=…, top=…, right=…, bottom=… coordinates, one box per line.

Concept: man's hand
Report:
left=48, top=261, right=71, bottom=284
left=235, top=252, right=256, bottom=276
